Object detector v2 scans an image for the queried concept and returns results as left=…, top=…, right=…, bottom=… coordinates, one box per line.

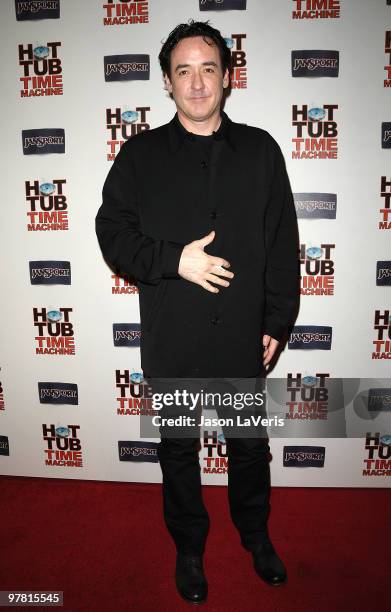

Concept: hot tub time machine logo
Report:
left=385, top=32, right=391, bottom=87
left=115, top=370, right=154, bottom=416
left=106, top=106, right=150, bottom=161
left=25, top=179, right=69, bottom=232
left=285, top=373, right=330, bottom=420
left=224, top=34, right=247, bottom=89
left=111, top=274, right=139, bottom=295
left=300, top=243, right=335, bottom=295
left=33, top=307, right=75, bottom=355
left=42, top=424, right=83, bottom=467
left=292, top=104, right=338, bottom=159
left=102, top=0, right=149, bottom=26
left=372, top=310, right=391, bottom=359
left=203, top=431, right=228, bottom=474
left=19, top=42, right=62, bottom=97
left=363, top=433, right=391, bottom=477
left=0, top=371, right=5, bottom=412
left=380, top=177, right=391, bottom=230
left=292, top=0, right=340, bottom=20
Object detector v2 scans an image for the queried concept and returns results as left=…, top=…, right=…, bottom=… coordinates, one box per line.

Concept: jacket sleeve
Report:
left=262, top=136, right=300, bottom=342
left=95, top=140, right=184, bottom=284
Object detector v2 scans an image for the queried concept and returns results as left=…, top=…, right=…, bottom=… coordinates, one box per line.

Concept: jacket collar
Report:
left=168, top=109, right=236, bottom=153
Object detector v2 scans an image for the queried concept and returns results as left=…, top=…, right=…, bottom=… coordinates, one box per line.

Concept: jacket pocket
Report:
left=145, top=279, right=168, bottom=332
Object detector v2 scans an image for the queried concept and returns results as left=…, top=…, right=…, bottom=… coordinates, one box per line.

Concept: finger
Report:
left=211, top=256, right=231, bottom=269
left=262, top=334, right=271, bottom=346
left=205, top=273, right=230, bottom=288
left=197, top=230, right=215, bottom=247
left=210, top=265, right=234, bottom=279
left=199, top=278, right=219, bottom=293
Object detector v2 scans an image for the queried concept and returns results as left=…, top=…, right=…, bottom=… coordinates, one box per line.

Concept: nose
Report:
left=191, top=70, right=205, bottom=92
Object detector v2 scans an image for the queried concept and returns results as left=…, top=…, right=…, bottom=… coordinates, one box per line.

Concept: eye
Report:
left=205, top=67, right=215, bottom=73
left=178, top=69, right=188, bottom=76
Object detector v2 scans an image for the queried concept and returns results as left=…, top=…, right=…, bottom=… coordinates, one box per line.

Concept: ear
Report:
left=164, top=73, right=173, bottom=93
left=222, top=67, right=230, bottom=89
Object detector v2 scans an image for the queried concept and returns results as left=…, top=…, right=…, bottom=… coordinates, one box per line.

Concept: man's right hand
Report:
left=178, top=230, right=234, bottom=293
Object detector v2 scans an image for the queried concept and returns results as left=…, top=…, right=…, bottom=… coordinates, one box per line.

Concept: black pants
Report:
left=154, top=377, right=271, bottom=556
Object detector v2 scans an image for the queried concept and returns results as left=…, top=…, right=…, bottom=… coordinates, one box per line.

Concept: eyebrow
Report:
left=174, top=61, right=219, bottom=72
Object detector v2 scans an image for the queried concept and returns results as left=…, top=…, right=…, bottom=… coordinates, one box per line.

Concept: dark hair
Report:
left=159, top=19, right=232, bottom=79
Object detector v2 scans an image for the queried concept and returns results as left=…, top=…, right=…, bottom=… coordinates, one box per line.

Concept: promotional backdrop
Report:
left=0, top=0, right=390, bottom=487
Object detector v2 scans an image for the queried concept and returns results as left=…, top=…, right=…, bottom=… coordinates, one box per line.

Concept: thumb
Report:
left=197, top=230, right=215, bottom=248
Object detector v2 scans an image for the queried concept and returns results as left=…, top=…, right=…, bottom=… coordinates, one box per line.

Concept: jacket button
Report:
left=211, top=317, right=220, bottom=325
left=210, top=211, right=217, bottom=219
left=201, top=160, right=208, bottom=169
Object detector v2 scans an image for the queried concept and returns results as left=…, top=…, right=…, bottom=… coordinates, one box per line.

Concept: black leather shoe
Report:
left=175, top=554, right=208, bottom=604
left=252, top=538, right=287, bottom=586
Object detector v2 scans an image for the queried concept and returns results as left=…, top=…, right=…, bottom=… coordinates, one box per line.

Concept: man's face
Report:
left=164, top=36, right=229, bottom=124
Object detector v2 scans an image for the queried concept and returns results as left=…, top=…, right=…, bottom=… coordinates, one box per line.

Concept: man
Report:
left=96, top=20, right=299, bottom=605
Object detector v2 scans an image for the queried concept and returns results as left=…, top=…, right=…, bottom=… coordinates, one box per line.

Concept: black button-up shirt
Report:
left=95, top=111, right=300, bottom=377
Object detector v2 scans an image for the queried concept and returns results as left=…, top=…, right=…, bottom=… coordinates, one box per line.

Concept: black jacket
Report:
left=95, top=111, right=300, bottom=377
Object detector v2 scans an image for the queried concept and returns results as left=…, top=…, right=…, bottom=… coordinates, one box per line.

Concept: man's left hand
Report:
left=262, top=334, right=279, bottom=370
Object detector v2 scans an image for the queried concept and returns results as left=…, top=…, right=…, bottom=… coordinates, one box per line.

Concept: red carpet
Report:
left=0, top=476, right=388, bottom=611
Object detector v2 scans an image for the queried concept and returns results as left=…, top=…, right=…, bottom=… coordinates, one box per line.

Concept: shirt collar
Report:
left=168, top=110, right=236, bottom=153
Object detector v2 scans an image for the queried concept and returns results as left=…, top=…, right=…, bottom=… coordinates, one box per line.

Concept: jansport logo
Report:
left=283, top=445, right=325, bottom=467
left=288, top=326, right=332, bottom=350
left=0, top=436, right=10, bottom=456
left=382, top=122, right=391, bottom=148
left=111, top=274, right=139, bottom=295
left=113, top=324, right=141, bottom=347
left=29, top=261, right=71, bottom=285
left=367, top=389, right=391, bottom=412
left=294, top=193, right=337, bottom=219
left=203, top=431, right=227, bottom=474
left=25, top=179, right=69, bottom=232
left=103, top=0, right=149, bottom=26
left=291, top=50, right=339, bottom=77
left=292, top=104, right=338, bottom=159
left=363, top=433, right=391, bottom=477
left=118, top=440, right=159, bottom=462
left=104, top=54, right=149, bottom=82
left=200, top=0, right=247, bottom=10
left=19, top=42, right=62, bottom=97
left=43, top=424, right=83, bottom=467
left=376, top=261, right=391, bottom=286
left=106, top=106, right=150, bottom=161
left=292, top=0, right=340, bottom=20
left=300, top=244, right=335, bottom=295
left=38, top=382, right=78, bottom=405
left=385, top=32, right=391, bottom=87
left=379, top=177, right=391, bottom=230
left=15, top=0, right=60, bottom=21
left=22, top=129, right=65, bottom=155
left=372, top=309, right=391, bottom=359
left=115, top=370, right=154, bottom=416
left=285, top=373, right=330, bottom=420
left=33, top=307, right=75, bottom=355
left=224, top=34, right=247, bottom=89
